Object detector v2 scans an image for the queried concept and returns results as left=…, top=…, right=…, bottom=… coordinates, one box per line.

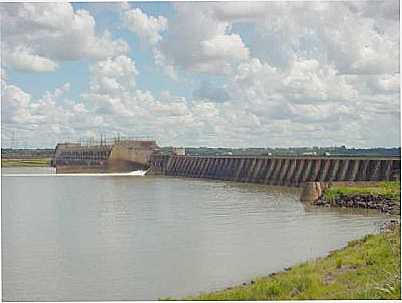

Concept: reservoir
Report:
left=2, top=167, right=388, bottom=301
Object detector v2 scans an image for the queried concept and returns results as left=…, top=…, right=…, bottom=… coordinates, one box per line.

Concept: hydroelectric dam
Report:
left=149, top=155, right=400, bottom=187
left=52, top=138, right=400, bottom=200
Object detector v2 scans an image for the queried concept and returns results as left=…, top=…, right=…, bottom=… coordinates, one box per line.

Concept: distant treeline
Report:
left=161, top=146, right=401, bottom=157
left=1, top=146, right=400, bottom=159
left=1, top=148, right=55, bottom=159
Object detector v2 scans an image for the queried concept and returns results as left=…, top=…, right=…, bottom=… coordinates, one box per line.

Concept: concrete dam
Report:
left=54, top=139, right=159, bottom=173
left=149, top=155, right=400, bottom=186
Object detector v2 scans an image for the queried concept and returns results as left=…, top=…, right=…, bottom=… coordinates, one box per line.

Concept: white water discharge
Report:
left=2, top=169, right=149, bottom=177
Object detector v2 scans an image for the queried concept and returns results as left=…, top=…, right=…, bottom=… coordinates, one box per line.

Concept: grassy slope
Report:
left=324, top=181, right=401, bottom=203
left=185, top=227, right=400, bottom=300
left=1, top=158, right=50, bottom=167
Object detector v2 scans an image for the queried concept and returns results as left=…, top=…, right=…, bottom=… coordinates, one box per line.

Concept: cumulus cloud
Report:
left=193, top=80, right=229, bottom=102
left=89, top=55, right=138, bottom=95
left=6, top=47, right=59, bottom=72
left=1, top=79, right=107, bottom=146
left=2, top=83, right=33, bottom=124
left=1, top=2, right=129, bottom=72
left=154, top=1, right=398, bottom=77
left=1, top=2, right=400, bottom=148
left=120, top=7, right=176, bottom=79
left=157, top=3, right=251, bottom=75
left=152, top=47, right=178, bottom=80
left=248, top=1, right=399, bottom=74
left=123, top=7, right=167, bottom=45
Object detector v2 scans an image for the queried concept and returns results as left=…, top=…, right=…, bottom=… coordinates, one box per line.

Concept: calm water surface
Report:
left=2, top=167, right=388, bottom=301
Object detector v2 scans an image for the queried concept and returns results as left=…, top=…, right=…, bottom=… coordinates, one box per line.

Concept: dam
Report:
left=54, top=139, right=159, bottom=173
left=149, top=155, right=401, bottom=186
left=53, top=137, right=400, bottom=186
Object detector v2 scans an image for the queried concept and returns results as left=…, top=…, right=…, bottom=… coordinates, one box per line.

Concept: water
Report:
left=2, top=167, right=388, bottom=301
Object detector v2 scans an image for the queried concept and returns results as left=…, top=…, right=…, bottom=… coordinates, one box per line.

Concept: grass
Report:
left=1, top=158, right=51, bottom=167
left=183, top=225, right=400, bottom=300
left=324, top=181, right=401, bottom=203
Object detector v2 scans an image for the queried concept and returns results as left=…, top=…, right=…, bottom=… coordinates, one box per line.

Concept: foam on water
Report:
left=2, top=169, right=148, bottom=177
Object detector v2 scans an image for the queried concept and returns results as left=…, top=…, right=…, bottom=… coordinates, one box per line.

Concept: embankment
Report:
left=313, top=181, right=401, bottom=215
left=183, top=223, right=400, bottom=300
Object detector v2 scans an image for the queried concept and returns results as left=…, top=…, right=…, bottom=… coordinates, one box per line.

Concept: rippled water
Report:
left=2, top=167, right=387, bottom=301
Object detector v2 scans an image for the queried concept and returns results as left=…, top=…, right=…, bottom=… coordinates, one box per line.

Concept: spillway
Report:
left=149, top=155, right=400, bottom=186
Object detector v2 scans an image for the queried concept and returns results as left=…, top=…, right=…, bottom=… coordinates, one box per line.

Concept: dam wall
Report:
left=54, top=140, right=159, bottom=173
left=109, top=140, right=158, bottom=166
left=149, top=155, right=400, bottom=186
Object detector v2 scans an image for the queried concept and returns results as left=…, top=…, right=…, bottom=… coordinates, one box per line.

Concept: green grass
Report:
left=324, top=181, right=401, bottom=203
left=183, top=226, right=400, bottom=300
left=1, top=158, right=51, bottom=167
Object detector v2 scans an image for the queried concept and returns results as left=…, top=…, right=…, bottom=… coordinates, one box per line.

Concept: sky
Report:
left=1, top=1, right=400, bottom=148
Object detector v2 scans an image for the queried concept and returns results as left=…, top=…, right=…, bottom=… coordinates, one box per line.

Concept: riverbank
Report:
left=185, top=223, right=400, bottom=300
left=182, top=182, right=401, bottom=300
left=1, top=158, right=51, bottom=167
left=315, top=181, right=400, bottom=215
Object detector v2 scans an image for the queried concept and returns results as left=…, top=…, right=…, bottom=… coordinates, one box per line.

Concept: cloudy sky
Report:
left=1, top=1, right=400, bottom=148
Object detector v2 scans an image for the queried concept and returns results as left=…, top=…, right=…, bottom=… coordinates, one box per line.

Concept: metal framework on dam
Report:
left=54, top=139, right=160, bottom=173
left=54, top=143, right=112, bottom=166
left=149, top=155, right=401, bottom=186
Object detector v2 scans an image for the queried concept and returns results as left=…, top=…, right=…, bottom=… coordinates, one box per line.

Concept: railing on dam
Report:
left=150, top=155, right=401, bottom=186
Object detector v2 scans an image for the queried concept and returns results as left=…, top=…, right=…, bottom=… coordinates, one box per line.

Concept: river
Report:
left=2, top=167, right=388, bottom=301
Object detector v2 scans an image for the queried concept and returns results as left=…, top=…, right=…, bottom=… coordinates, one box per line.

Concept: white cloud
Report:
left=1, top=2, right=129, bottom=72
left=154, top=1, right=398, bottom=77
left=193, top=80, right=229, bottom=102
left=157, top=3, right=250, bottom=75
left=88, top=55, right=138, bottom=95
left=247, top=1, right=399, bottom=75
left=152, top=48, right=178, bottom=80
left=6, top=47, right=58, bottom=72
left=1, top=2, right=400, bottom=148
left=84, top=31, right=130, bottom=61
left=1, top=79, right=106, bottom=146
left=198, top=34, right=250, bottom=73
left=123, top=8, right=167, bottom=45
left=121, top=8, right=177, bottom=79
left=2, top=83, right=33, bottom=124
left=2, top=52, right=400, bottom=148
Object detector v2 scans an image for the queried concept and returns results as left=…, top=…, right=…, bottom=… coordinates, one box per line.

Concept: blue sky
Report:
left=1, top=1, right=400, bottom=148
left=7, top=2, right=186, bottom=100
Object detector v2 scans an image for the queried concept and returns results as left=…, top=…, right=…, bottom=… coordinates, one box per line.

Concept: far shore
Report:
left=1, top=158, right=51, bottom=167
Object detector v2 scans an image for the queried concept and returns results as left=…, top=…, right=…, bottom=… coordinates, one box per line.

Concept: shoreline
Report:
left=182, top=221, right=400, bottom=300
left=314, top=181, right=401, bottom=215
left=179, top=181, right=401, bottom=300
left=1, top=158, right=51, bottom=167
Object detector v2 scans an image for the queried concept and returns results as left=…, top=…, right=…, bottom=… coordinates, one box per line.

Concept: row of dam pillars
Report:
left=158, top=157, right=399, bottom=186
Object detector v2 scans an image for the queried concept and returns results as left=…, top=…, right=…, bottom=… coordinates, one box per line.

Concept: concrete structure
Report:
left=300, top=182, right=330, bottom=202
left=149, top=155, right=400, bottom=186
left=54, top=140, right=159, bottom=173
left=172, top=147, right=186, bottom=156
